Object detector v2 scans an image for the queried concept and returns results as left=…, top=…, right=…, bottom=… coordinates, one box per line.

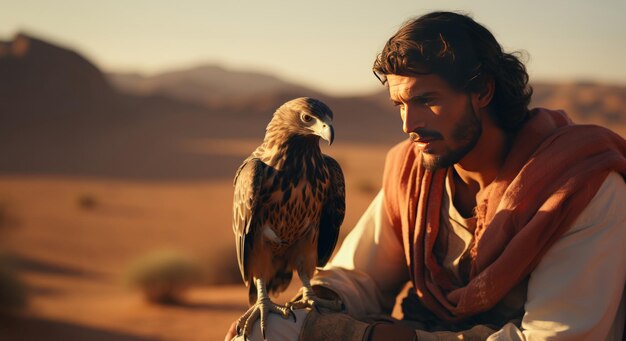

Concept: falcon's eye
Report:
left=301, top=113, right=313, bottom=123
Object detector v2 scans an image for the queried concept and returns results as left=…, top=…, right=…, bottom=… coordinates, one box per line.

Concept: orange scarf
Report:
left=382, top=108, right=626, bottom=321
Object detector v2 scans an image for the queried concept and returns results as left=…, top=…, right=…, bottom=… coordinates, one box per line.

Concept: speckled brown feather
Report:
left=232, top=97, right=345, bottom=304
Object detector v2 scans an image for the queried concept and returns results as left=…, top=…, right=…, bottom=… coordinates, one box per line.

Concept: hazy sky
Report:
left=2, top=0, right=625, bottom=95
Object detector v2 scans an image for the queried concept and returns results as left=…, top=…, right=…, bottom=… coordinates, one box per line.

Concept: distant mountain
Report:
left=0, top=33, right=402, bottom=180
left=1, top=33, right=623, bottom=180
left=107, top=65, right=325, bottom=112
left=0, top=33, right=115, bottom=117
left=530, top=82, right=625, bottom=127
left=0, top=33, right=221, bottom=179
left=107, top=65, right=626, bottom=130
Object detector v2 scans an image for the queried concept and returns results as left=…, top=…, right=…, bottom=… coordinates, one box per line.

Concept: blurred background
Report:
left=0, top=1, right=624, bottom=340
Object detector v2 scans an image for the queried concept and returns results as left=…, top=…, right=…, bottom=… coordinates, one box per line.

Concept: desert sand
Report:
left=0, top=141, right=393, bottom=341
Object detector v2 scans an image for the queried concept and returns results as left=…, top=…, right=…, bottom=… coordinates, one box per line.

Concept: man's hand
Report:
left=287, top=285, right=343, bottom=312
left=225, top=285, right=339, bottom=341
left=225, top=305, right=416, bottom=341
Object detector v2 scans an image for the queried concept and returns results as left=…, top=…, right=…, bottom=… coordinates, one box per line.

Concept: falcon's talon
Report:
left=236, top=296, right=295, bottom=339
left=289, top=292, right=343, bottom=313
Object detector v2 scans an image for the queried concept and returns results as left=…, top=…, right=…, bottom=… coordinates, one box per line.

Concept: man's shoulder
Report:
left=566, top=171, right=626, bottom=235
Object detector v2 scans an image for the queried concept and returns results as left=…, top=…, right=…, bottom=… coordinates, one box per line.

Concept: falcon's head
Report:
left=267, top=97, right=335, bottom=145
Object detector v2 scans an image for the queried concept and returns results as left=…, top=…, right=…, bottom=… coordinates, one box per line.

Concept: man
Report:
left=226, top=11, right=626, bottom=340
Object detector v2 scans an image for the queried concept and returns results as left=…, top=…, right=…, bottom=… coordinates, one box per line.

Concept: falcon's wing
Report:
left=317, top=155, right=345, bottom=267
left=233, top=157, right=265, bottom=287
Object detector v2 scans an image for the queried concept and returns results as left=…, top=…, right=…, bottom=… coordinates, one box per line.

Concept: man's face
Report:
left=387, top=73, right=482, bottom=170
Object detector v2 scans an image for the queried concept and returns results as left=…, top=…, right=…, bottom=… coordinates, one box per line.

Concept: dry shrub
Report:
left=125, top=250, right=202, bottom=304
left=0, top=256, right=27, bottom=314
left=77, top=194, right=97, bottom=210
left=203, top=244, right=241, bottom=285
left=0, top=200, right=19, bottom=233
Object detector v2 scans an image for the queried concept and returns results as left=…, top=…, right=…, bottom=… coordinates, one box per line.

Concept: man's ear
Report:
left=476, top=75, right=495, bottom=109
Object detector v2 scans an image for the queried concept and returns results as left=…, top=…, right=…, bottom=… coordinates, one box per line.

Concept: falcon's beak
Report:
left=312, top=117, right=334, bottom=145
left=321, top=124, right=334, bottom=145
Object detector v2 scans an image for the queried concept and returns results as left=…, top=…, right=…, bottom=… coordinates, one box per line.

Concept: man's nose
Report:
left=402, top=106, right=425, bottom=134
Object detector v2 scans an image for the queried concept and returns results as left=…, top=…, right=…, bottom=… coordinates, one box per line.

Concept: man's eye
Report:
left=392, top=102, right=405, bottom=110
left=301, top=114, right=313, bottom=122
left=416, top=97, right=432, bottom=105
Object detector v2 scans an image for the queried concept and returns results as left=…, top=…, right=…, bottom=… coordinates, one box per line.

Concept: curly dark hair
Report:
left=373, top=11, right=533, bottom=131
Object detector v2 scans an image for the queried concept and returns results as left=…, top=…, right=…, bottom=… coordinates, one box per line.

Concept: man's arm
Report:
left=312, top=190, right=410, bottom=319
left=228, top=190, right=412, bottom=341
left=313, top=172, right=626, bottom=340
left=233, top=173, right=626, bottom=341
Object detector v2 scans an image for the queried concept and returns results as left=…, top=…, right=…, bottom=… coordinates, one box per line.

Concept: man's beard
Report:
left=420, top=101, right=482, bottom=171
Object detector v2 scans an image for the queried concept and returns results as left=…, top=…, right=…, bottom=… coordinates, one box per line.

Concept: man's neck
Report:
left=452, top=122, right=511, bottom=214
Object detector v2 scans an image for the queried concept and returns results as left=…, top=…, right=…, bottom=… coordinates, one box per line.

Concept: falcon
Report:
left=232, top=97, right=345, bottom=339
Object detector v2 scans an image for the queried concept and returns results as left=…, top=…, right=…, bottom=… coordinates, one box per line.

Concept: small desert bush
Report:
left=77, top=194, right=98, bottom=210
left=0, top=200, right=19, bottom=233
left=0, top=256, right=27, bottom=314
left=203, top=244, right=241, bottom=285
left=125, top=250, right=203, bottom=304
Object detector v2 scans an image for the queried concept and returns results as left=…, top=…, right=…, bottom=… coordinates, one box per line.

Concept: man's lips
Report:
left=414, top=137, right=438, bottom=143
left=409, top=131, right=442, bottom=143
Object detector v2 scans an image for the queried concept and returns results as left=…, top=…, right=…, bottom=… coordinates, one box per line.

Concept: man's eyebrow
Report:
left=409, top=91, right=437, bottom=99
left=391, top=91, right=437, bottom=103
